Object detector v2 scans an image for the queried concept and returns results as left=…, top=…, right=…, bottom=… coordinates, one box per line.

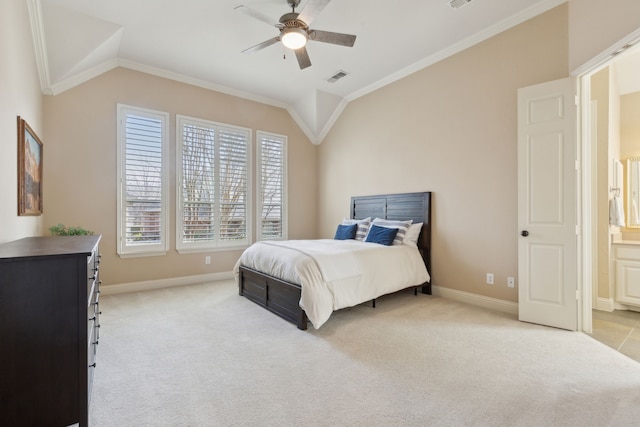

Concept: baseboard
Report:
left=101, top=271, right=235, bottom=295
left=614, top=301, right=640, bottom=312
left=432, top=285, right=518, bottom=316
left=594, top=297, right=615, bottom=312
left=103, top=275, right=519, bottom=316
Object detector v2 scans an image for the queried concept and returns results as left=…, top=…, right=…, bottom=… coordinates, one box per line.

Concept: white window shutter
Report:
left=177, top=116, right=251, bottom=252
left=117, top=105, right=169, bottom=257
left=257, top=131, right=287, bottom=240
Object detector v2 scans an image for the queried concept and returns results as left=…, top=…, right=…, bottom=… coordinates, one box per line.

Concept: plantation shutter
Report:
left=117, top=105, right=169, bottom=256
left=258, top=132, right=287, bottom=240
left=180, top=124, right=215, bottom=244
left=177, top=116, right=250, bottom=251
left=218, top=127, right=249, bottom=243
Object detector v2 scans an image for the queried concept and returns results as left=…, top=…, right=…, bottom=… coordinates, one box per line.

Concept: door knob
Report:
left=521, top=230, right=529, bottom=237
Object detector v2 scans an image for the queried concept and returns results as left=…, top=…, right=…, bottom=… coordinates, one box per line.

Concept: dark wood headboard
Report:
left=350, top=192, right=432, bottom=281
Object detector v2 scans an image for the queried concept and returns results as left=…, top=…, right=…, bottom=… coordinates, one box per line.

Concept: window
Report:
left=257, top=131, right=287, bottom=240
left=176, top=115, right=251, bottom=252
left=116, top=104, right=169, bottom=257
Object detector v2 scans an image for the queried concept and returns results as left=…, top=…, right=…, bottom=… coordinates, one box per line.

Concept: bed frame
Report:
left=239, top=191, right=432, bottom=330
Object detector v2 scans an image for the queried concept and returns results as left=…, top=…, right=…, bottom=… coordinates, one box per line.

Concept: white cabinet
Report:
left=613, top=243, right=640, bottom=307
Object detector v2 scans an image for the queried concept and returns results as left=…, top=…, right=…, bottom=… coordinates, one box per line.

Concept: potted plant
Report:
left=48, top=224, right=94, bottom=236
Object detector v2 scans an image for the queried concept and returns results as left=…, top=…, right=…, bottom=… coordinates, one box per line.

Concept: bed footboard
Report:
left=238, top=265, right=308, bottom=330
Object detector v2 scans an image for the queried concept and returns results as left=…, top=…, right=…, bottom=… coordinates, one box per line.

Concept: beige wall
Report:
left=621, top=92, right=640, bottom=158
left=621, top=91, right=640, bottom=240
left=318, top=5, right=568, bottom=302
left=0, top=0, right=44, bottom=243
left=591, top=68, right=610, bottom=300
left=43, top=68, right=317, bottom=285
left=569, top=0, right=640, bottom=71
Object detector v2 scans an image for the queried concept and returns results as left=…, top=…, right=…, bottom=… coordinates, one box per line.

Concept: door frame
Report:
left=574, top=28, right=640, bottom=333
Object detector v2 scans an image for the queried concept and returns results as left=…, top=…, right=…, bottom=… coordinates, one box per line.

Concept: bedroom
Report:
left=2, top=1, right=574, bottom=300
left=1, top=0, right=640, bottom=425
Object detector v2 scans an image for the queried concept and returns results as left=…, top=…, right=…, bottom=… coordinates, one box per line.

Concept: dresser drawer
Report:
left=87, top=251, right=99, bottom=306
left=88, top=318, right=97, bottom=402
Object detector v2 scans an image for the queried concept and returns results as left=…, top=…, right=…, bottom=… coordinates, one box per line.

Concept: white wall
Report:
left=0, top=0, right=44, bottom=243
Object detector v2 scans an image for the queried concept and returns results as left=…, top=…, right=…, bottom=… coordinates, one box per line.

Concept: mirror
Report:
left=627, top=158, right=640, bottom=228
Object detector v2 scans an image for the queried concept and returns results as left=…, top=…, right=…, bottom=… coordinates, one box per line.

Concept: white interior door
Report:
left=517, top=77, right=578, bottom=331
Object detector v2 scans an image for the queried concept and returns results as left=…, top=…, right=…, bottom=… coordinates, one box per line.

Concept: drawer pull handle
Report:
left=92, top=340, right=99, bottom=345
left=89, top=363, right=96, bottom=368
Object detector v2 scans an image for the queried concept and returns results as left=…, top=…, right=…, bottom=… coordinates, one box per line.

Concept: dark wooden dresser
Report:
left=0, top=235, right=101, bottom=427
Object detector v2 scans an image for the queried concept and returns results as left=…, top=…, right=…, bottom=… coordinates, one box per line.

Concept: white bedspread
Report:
left=234, top=239, right=430, bottom=329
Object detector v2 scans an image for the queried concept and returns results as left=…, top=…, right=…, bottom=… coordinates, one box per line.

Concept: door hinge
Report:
left=574, top=95, right=579, bottom=106
left=575, top=160, right=579, bottom=171
left=576, top=225, right=580, bottom=235
left=576, top=290, right=581, bottom=300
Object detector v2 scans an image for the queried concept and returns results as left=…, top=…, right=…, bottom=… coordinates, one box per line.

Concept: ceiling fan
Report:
left=235, top=0, right=357, bottom=70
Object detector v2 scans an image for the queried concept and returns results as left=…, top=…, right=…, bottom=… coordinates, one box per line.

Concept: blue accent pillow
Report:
left=364, top=224, right=398, bottom=246
left=334, top=223, right=358, bottom=240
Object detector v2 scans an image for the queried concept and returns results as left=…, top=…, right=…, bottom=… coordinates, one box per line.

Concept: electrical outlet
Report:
left=486, top=273, right=494, bottom=285
left=507, top=277, right=515, bottom=288
left=205, top=256, right=211, bottom=265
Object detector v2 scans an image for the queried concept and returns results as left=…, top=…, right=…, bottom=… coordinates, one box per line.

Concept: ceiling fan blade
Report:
left=242, top=37, right=280, bottom=54
left=294, top=47, right=312, bottom=70
left=309, top=30, right=356, bottom=47
left=235, top=5, right=281, bottom=28
left=297, top=0, right=331, bottom=26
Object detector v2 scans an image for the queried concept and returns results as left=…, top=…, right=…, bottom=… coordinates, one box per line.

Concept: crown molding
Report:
left=316, top=97, right=349, bottom=143
left=346, top=0, right=568, bottom=103
left=571, top=27, right=640, bottom=77
left=26, top=0, right=53, bottom=95
left=118, top=59, right=290, bottom=111
left=118, top=60, right=322, bottom=144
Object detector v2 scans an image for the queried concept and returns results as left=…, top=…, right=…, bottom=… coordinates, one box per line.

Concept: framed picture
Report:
left=17, top=116, right=43, bottom=216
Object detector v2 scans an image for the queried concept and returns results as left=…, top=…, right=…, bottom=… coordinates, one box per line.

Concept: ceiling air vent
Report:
left=449, top=0, right=472, bottom=8
left=327, top=70, right=349, bottom=83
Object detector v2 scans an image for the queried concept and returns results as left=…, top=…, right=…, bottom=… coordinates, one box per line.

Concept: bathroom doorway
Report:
left=579, top=33, right=640, bottom=359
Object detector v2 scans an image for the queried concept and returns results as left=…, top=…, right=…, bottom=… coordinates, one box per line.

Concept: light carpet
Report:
left=90, top=280, right=640, bottom=426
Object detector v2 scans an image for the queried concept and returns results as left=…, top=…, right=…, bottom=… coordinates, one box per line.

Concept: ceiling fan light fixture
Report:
left=281, top=27, right=307, bottom=50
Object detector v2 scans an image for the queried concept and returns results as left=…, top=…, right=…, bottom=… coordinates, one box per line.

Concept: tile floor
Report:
left=590, top=309, right=640, bottom=363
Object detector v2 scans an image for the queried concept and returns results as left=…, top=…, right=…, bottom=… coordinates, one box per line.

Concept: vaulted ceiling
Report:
left=29, top=0, right=570, bottom=143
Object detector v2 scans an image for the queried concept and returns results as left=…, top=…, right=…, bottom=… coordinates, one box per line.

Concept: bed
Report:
left=236, top=192, right=432, bottom=330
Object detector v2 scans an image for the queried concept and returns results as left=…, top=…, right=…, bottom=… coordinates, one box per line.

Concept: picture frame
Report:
left=17, top=116, right=43, bottom=216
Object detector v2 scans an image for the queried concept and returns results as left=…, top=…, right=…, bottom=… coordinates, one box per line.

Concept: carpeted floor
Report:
left=90, top=280, right=640, bottom=426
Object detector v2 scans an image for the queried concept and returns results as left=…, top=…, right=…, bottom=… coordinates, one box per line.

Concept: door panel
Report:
left=518, top=78, right=577, bottom=331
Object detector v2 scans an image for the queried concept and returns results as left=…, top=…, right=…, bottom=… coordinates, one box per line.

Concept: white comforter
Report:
left=234, top=239, right=430, bottom=329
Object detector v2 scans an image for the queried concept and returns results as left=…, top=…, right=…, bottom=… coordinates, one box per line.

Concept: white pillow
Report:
left=403, top=222, right=423, bottom=246
left=342, top=217, right=371, bottom=241
left=369, top=218, right=412, bottom=246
